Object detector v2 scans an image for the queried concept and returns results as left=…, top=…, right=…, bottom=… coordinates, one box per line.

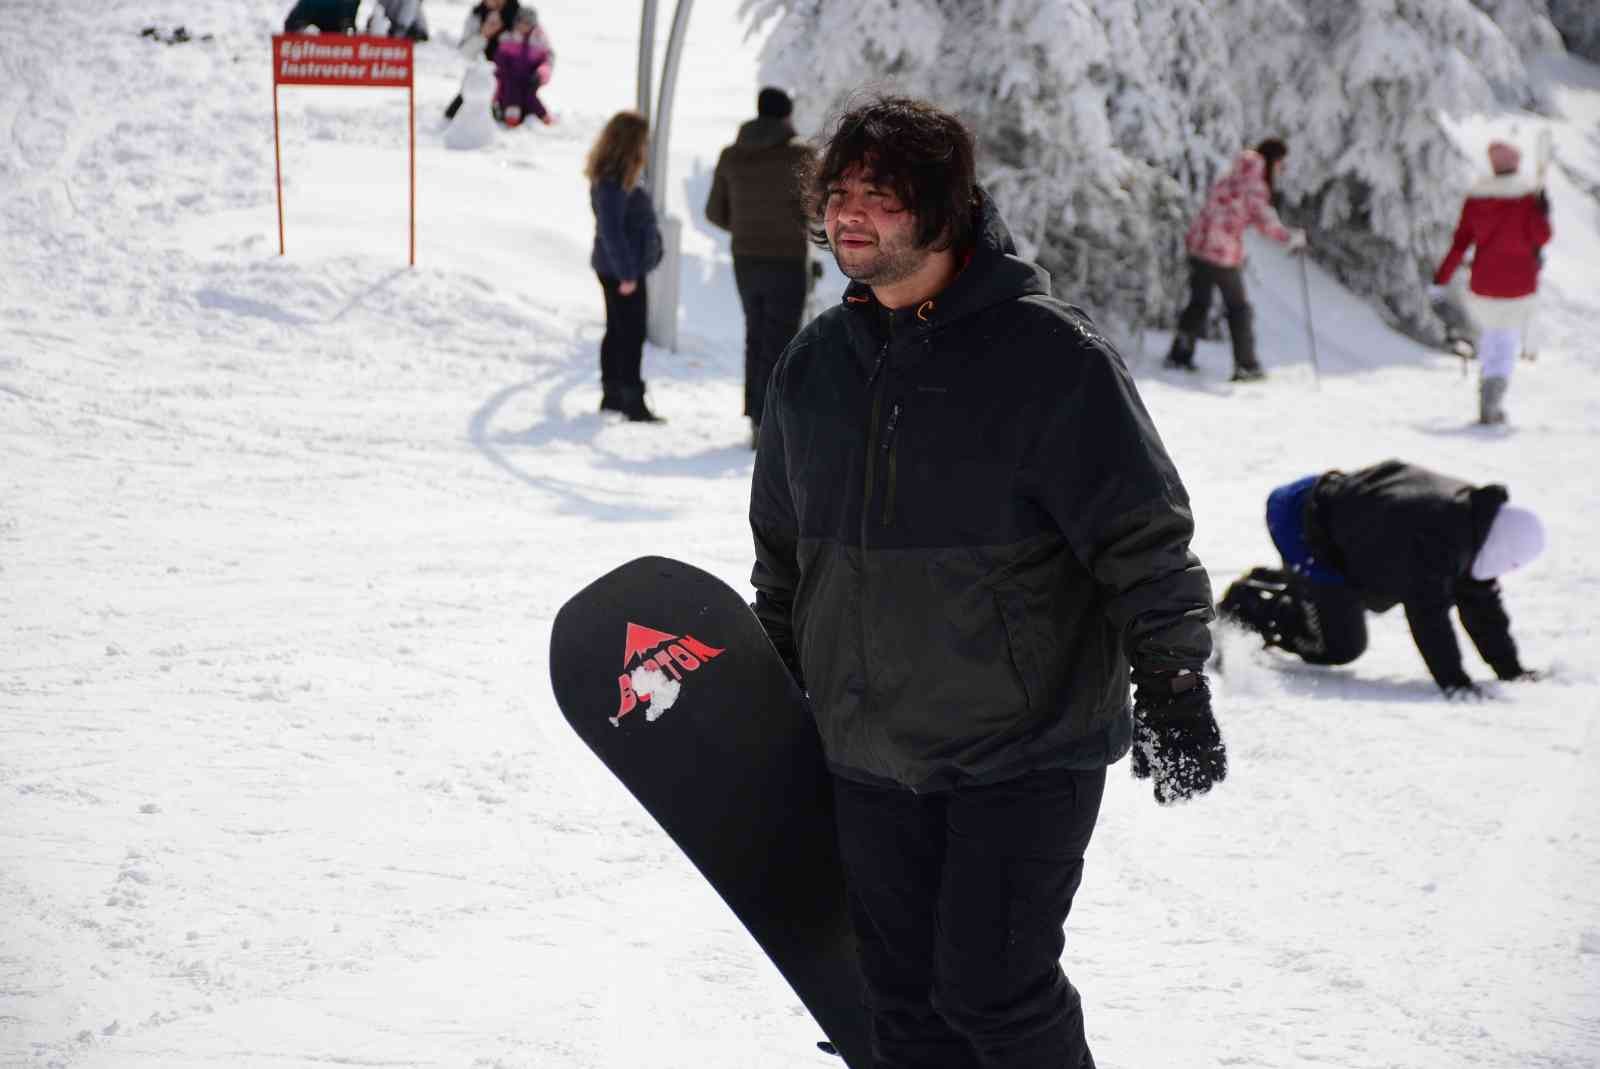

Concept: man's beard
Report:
left=830, top=235, right=926, bottom=288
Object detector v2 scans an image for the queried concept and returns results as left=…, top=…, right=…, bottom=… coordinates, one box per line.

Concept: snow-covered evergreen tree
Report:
left=743, top=0, right=1571, bottom=348
left=1546, top=0, right=1600, bottom=62
left=1236, top=0, right=1555, bottom=332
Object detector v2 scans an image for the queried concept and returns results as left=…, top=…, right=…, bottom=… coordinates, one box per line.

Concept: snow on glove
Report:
left=1130, top=671, right=1226, bottom=805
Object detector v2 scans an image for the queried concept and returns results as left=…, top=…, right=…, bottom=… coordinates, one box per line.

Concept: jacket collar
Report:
left=1468, top=172, right=1539, bottom=199
left=735, top=115, right=798, bottom=150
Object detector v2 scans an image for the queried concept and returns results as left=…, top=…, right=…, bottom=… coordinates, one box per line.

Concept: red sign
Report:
left=269, top=34, right=416, bottom=265
left=272, top=34, right=413, bottom=87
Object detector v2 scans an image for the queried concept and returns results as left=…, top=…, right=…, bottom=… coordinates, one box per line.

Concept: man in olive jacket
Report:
left=706, top=88, right=815, bottom=441
left=749, top=96, right=1224, bottom=1069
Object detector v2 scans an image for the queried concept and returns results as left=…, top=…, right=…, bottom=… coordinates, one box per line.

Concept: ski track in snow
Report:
left=4, top=2, right=1600, bottom=1067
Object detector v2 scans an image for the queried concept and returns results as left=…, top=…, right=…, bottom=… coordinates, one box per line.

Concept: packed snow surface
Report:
left=3, top=2, right=1598, bottom=1066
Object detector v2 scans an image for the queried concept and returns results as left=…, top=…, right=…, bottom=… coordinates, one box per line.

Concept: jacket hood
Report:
left=1468, top=172, right=1540, bottom=199
left=839, top=186, right=1051, bottom=337
left=735, top=116, right=798, bottom=151
left=1467, top=483, right=1508, bottom=553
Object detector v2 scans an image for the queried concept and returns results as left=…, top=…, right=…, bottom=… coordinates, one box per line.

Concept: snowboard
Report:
left=548, top=556, right=871, bottom=1068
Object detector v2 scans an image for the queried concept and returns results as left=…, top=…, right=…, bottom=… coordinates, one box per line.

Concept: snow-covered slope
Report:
left=2, top=2, right=1597, bottom=1067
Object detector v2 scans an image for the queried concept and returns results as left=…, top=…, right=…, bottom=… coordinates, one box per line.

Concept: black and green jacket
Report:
left=748, top=193, right=1214, bottom=792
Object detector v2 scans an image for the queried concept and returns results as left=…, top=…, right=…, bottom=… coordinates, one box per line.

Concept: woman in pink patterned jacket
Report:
left=1165, top=139, right=1305, bottom=381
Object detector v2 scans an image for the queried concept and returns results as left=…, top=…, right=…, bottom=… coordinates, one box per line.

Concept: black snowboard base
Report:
left=548, top=556, right=871, bottom=1067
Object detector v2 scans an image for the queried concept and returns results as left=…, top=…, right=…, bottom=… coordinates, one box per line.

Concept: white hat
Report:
left=1470, top=505, right=1546, bottom=580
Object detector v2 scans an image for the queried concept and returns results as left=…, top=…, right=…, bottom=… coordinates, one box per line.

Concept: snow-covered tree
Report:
left=742, top=0, right=1572, bottom=348
left=1235, top=0, right=1556, bottom=332
left=1546, top=0, right=1600, bottom=61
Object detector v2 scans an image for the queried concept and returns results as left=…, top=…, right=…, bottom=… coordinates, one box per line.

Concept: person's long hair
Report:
left=585, top=111, right=650, bottom=191
left=1255, top=137, right=1288, bottom=202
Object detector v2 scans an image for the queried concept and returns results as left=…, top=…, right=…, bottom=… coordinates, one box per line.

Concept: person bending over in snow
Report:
left=492, top=6, right=555, bottom=127
left=1219, top=459, right=1546, bottom=699
left=751, top=95, right=1225, bottom=1069
left=1430, top=141, right=1552, bottom=426
left=1164, top=138, right=1306, bottom=382
left=367, top=0, right=429, bottom=40
left=283, top=0, right=357, bottom=33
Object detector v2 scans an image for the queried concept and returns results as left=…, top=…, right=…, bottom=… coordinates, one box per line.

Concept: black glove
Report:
left=1537, top=191, right=1550, bottom=216
left=1130, top=671, right=1226, bottom=805
left=1442, top=682, right=1487, bottom=701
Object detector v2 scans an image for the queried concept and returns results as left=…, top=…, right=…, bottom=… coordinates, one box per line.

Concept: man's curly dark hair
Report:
left=805, top=95, right=978, bottom=253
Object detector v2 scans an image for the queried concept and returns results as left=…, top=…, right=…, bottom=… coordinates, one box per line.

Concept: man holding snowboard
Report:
left=749, top=95, right=1226, bottom=1069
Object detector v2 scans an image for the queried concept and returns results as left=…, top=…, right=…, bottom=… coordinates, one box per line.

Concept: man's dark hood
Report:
left=734, top=115, right=798, bottom=151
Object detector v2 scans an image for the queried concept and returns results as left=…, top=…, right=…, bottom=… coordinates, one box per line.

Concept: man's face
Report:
left=823, top=166, right=926, bottom=288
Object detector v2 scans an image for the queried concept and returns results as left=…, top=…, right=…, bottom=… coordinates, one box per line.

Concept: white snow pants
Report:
left=1478, top=327, right=1520, bottom=380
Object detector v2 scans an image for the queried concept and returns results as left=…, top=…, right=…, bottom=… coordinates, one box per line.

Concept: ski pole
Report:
left=1297, top=250, right=1321, bottom=385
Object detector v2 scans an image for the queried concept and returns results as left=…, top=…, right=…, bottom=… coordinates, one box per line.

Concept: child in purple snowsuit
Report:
left=493, top=7, right=553, bottom=126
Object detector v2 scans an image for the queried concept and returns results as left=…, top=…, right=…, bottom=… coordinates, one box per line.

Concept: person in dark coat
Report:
left=706, top=87, right=816, bottom=444
left=1219, top=459, right=1546, bottom=698
left=283, top=0, right=357, bottom=33
left=586, top=111, right=665, bottom=422
left=749, top=95, right=1225, bottom=1069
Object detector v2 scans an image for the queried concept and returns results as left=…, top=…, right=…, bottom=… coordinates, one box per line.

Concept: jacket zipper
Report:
left=860, top=340, right=890, bottom=547
left=880, top=401, right=901, bottom=526
left=859, top=338, right=889, bottom=768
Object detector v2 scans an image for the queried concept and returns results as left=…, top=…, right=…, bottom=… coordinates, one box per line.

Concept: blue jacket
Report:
left=1266, top=475, right=1344, bottom=585
left=590, top=180, right=663, bottom=282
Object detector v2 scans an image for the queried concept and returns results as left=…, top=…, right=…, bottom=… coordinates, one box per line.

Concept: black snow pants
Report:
left=1176, top=256, right=1260, bottom=373
left=832, top=766, right=1105, bottom=1069
left=732, top=255, right=807, bottom=426
left=1291, top=578, right=1368, bottom=665
left=597, top=273, right=648, bottom=399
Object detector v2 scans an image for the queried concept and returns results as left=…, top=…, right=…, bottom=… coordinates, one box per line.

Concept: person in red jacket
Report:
left=1164, top=139, right=1306, bottom=382
left=1432, top=141, right=1553, bottom=424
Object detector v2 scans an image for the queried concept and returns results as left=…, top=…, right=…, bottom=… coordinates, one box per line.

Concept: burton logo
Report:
left=612, top=622, right=725, bottom=726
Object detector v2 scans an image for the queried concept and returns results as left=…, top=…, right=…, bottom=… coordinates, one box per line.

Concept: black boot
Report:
left=1225, top=300, right=1263, bottom=381
left=1219, top=568, right=1303, bottom=649
left=619, top=383, right=663, bottom=423
left=1164, top=332, right=1197, bottom=370
left=600, top=379, right=624, bottom=414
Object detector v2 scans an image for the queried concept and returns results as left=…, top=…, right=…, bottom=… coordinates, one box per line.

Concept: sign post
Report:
left=271, top=34, right=416, bottom=265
